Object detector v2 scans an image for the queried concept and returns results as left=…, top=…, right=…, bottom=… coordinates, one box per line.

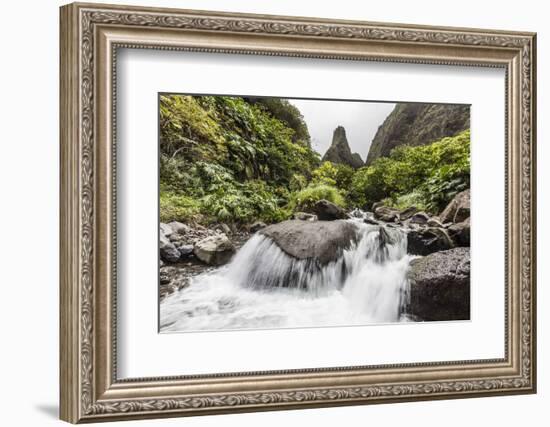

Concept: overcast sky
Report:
left=288, top=99, right=396, bottom=160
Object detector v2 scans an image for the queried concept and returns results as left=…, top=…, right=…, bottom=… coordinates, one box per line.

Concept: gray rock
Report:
left=168, top=221, right=190, bottom=235
left=410, top=211, right=430, bottom=225
left=168, top=233, right=186, bottom=244
left=349, top=208, right=364, bottom=218
left=160, top=234, right=181, bottom=263
left=160, top=223, right=173, bottom=236
left=374, top=206, right=400, bottom=222
left=178, top=245, right=194, bottom=257
left=407, top=227, right=454, bottom=256
left=311, top=199, right=347, bottom=221
left=260, top=220, right=358, bottom=265
left=399, top=206, right=418, bottom=221
left=448, top=217, right=470, bottom=247
left=292, top=212, right=318, bottom=222
left=407, top=247, right=470, bottom=321
left=427, top=217, right=444, bottom=228
left=440, top=189, right=470, bottom=223
left=371, top=201, right=385, bottom=211
left=249, top=221, right=268, bottom=232
left=193, top=234, right=236, bottom=266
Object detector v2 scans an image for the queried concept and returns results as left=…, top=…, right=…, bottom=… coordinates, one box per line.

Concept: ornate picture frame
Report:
left=60, top=2, right=536, bottom=423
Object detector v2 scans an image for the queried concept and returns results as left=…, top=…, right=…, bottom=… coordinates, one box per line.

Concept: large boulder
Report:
left=193, top=234, right=236, bottom=265
left=160, top=233, right=181, bottom=263
left=407, top=247, right=470, bottom=321
left=407, top=227, right=454, bottom=255
left=374, top=206, right=400, bottom=222
left=310, top=199, right=347, bottom=221
left=260, top=220, right=358, bottom=265
left=440, top=189, right=470, bottom=223
left=448, top=217, right=470, bottom=247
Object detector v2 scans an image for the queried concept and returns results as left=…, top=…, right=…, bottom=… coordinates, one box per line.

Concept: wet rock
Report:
left=249, top=221, right=267, bottom=232
left=399, top=206, right=418, bottom=221
left=407, top=227, right=454, bottom=256
left=193, top=234, right=236, bottom=266
left=371, top=201, right=385, bottom=211
left=160, top=234, right=182, bottom=263
left=440, top=189, right=470, bottom=223
left=178, top=245, right=194, bottom=258
left=292, top=212, right=318, bottom=222
left=310, top=199, right=347, bottom=221
left=427, top=217, right=444, bottom=228
left=407, top=247, right=470, bottom=321
left=260, top=219, right=358, bottom=265
left=159, top=266, right=175, bottom=284
left=448, top=217, right=470, bottom=247
left=349, top=208, right=365, bottom=218
left=374, top=206, right=400, bottom=222
left=364, top=217, right=380, bottom=226
left=410, top=211, right=430, bottom=225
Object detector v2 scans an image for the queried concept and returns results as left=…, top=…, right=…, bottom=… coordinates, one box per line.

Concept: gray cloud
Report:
left=289, top=99, right=395, bottom=160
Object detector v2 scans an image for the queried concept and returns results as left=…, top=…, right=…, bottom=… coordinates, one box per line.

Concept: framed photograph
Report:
left=60, top=2, right=537, bottom=423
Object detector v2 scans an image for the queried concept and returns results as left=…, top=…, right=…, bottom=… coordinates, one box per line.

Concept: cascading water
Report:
left=160, top=219, right=413, bottom=332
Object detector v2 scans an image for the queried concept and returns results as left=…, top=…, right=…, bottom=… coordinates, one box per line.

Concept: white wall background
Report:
left=0, top=0, right=545, bottom=425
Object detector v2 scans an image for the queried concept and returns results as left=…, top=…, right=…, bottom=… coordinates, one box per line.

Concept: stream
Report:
left=160, top=215, right=414, bottom=332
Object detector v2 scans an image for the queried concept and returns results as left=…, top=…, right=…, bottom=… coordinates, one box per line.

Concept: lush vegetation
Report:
left=160, top=94, right=470, bottom=225
left=159, top=95, right=321, bottom=224
left=350, top=130, right=470, bottom=213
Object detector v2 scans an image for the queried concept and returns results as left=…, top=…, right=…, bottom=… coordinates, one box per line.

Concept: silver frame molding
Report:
left=60, top=2, right=537, bottom=423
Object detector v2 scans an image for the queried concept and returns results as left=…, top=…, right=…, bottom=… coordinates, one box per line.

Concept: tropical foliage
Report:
left=350, top=130, right=470, bottom=212
left=159, top=94, right=319, bottom=224
left=160, top=94, right=470, bottom=224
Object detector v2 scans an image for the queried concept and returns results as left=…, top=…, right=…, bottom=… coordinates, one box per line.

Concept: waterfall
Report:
left=160, top=221, right=412, bottom=332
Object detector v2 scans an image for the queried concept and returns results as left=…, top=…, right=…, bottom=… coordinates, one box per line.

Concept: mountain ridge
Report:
left=366, top=103, right=470, bottom=165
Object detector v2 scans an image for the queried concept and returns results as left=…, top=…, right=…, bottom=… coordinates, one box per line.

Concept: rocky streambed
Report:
left=159, top=189, right=471, bottom=324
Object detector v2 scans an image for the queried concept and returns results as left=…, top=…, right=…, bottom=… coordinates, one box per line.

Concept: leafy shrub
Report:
left=350, top=130, right=470, bottom=212
left=288, top=184, right=346, bottom=212
left=160, top=192, right=201, bottom=223
left=382, top=191, right=429, bottom=212
left=312, top=161, right=354, bottom=189
left=200, top=180, right=289, bottom=224
left=160, top=95, right=320, bottom=193
left=245, top=97, right=311, bottom=145
left=289, top=174, right=308, bottom=192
